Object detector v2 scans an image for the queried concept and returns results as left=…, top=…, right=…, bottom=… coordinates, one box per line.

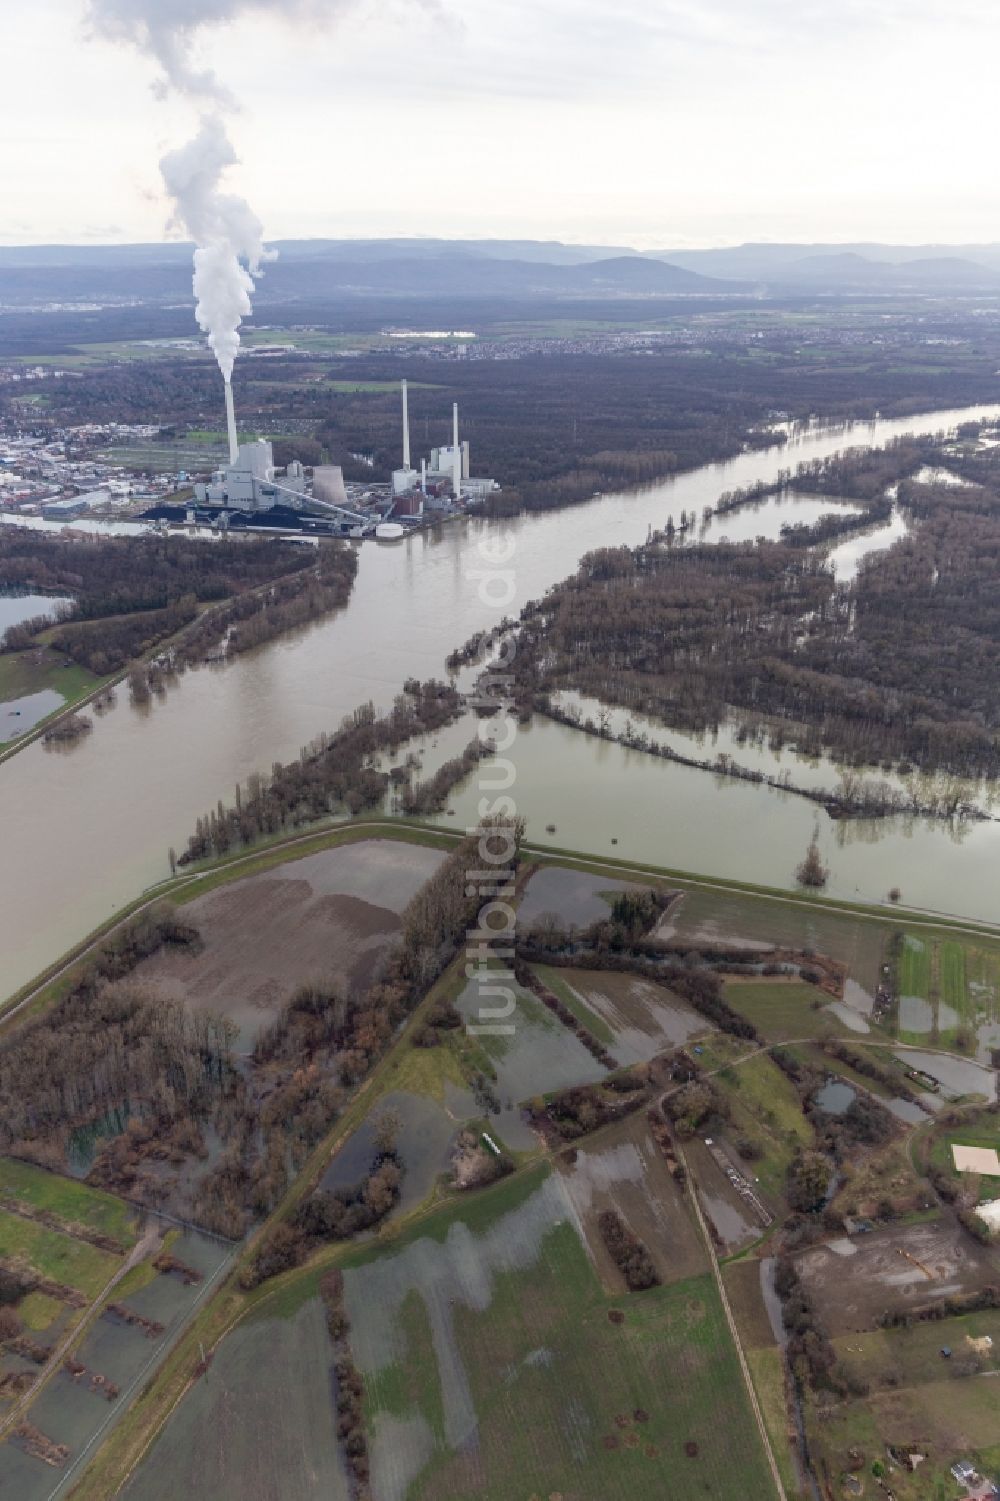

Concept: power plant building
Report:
left=392, top=383, right=498, bottom=508
left=194, top=439, right=310, bottom=510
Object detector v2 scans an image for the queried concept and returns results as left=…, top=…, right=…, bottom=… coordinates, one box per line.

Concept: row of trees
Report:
left=180, top=679, right=464, bottom=863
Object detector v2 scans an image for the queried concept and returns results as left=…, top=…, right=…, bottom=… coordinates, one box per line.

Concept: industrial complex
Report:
left=179, top=377, right=498, bottom=539
left=0, top=370, right=501, bottom=543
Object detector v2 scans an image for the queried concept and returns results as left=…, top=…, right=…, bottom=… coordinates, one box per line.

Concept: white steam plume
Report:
left=159, top=116, right=265, bottom=382
left=89, top=1, right=437, bottom=381
left=87, top=2, right=353, bottom=380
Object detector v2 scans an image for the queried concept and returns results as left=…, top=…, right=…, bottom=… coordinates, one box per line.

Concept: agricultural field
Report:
left=0, top=1169, right=165, bottom=1491
left=659, top=887, right=888, bottom=996
left=340, top=1167, right=776, bottom=1500
left=120, top=1295, right=350, bottom=1501
left=123, top=837, right=446, bottom=1045
left=893, top=930, right=1000, bottom=1058
left=0, top=1162, right=143, bottom=1387
left=718, top=1266, right=804, bottom=1501
left=538, top=965, right=709, bottom=1063
left=722, top=1258, right=780, bottom=1351
left=0, top=1228, right=233, bottom=1501
left=557, top=1113, right=707, bottom=1288
left=722, top=978, right=848, bottom=1042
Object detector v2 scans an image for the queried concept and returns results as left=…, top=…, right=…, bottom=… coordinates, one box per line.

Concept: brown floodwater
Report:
left=3, top=404, right=1000, bottom=1000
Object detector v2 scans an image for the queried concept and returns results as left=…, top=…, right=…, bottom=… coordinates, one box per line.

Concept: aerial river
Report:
left=2, top=402, right=999, bottom=1000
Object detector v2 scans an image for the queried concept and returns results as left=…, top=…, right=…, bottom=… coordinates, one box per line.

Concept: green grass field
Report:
left=0, top=1206, right=119, bottom=1299
left=899, top=935, right=931, bottom=998
left=939, top=940, right=967, bottom=1013
left=714, top=1051, right=814, bottom=1200
left=925, top=1111, right=1000, bottom=1200
left=347, top=1169, right=776, bottom=1499
left=0, top=650, right=96, bottom=723
left=745, top=1347, right=801, bottom=1498
left=834, top=1309, right=1000, bottom=1389
left=722, top=979, right=844, bottom=1042
left=894, top=929, right=1000, bottom=1046
left=0, top=1157, right=138, bottom=1246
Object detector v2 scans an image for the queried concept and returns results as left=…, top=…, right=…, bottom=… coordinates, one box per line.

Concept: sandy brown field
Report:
left=723, top=1258, right=780, bottom=1351
left=126, top=839, right=445, bottom=1044
left=796, top=1219, right=997, bottom=1335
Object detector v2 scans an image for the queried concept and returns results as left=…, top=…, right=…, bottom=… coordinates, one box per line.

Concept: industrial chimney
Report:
left=452, top=401, right=461, bottom=502
left=401, top=379, right=411, bottom=470
left=224, top=378, right=238, bottom=466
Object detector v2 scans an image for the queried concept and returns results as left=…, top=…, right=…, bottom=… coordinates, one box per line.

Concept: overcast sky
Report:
left=3, top=0, right=998, bottom=248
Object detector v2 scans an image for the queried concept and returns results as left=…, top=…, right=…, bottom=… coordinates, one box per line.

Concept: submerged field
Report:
left=0, top=1160, right=234, bottom=1500
left=537, top=966, right=708, bottom=1063
left=518, top=865, right=656, bottom=931
left=343, top=1168, right=776, bottom=1500
left=112, top=1166, right=778, bottom=1501
left=894, top=929, right=1000, bottom=1058
left=0, top=650, right=97, bottom=744
left=557, top=1114, right=707, bottom=1288
left=0, top=1225, right=231, bottom=1501
left=13, top=838, right=1000, bottom=1501
left=121, top=838, right=446, bottom=1045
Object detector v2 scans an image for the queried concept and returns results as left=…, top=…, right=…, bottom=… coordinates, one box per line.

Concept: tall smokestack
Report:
left=452, top=401, right=461, bottom=502
left=401, top=379, right=410, bottom=470
left=224, top=378, right=238, bottom=465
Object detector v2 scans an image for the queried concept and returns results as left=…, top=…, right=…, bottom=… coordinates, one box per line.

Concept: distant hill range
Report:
left=0, top=241, right=738, bottom=307
left=3, top=236, right=1000, bottom=308
left=656, top=241, right=1000, bottom=289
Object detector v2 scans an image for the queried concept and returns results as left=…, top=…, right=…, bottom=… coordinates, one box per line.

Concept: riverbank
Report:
left=9, top=813, right=1000, bottom=1033
left=3, top=401, right=1000, bottom=1001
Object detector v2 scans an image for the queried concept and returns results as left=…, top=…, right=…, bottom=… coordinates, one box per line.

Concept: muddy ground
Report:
left=796, top=1219, right=998, bottom=1335
left=556, top=968, right=709, bottom=1064
left=558, top=1115, right=707, bottom=1288
left=124, top=839, right=445, bottom=1045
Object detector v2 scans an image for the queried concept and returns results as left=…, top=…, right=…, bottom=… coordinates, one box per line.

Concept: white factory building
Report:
left=390, top=382, right=498, bottom=509
left=194, top=439, right=309, bottom=511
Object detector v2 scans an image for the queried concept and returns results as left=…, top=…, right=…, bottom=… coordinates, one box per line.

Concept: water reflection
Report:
left=3, top=402, right=1000, bottom=1000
